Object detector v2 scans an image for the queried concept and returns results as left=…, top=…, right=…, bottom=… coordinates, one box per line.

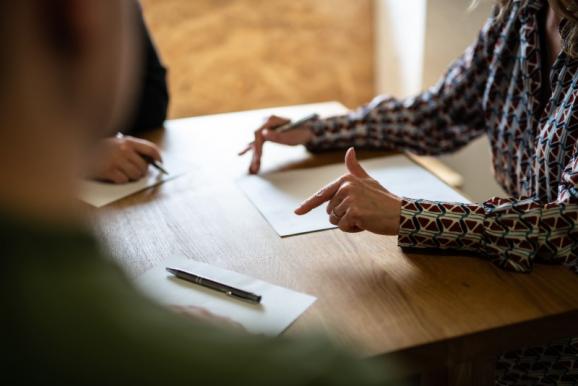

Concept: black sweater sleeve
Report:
left=124, top=5, right=170, bottom=134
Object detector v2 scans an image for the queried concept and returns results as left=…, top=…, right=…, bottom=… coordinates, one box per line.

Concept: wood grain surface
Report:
left=91, top=102, right=578, bottom=381
left=139, top=0, right=375, bottom=118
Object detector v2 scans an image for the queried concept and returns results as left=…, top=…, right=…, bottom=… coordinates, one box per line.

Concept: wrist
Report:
left=394, top=197, right=402, bottom=235
left=303, top=118, right=326, bottom=151
left=384, top=195, right=402, bottom=235
left=397, top=198, right=417, bottom=242
left=301, top=122, right=316, bottom=144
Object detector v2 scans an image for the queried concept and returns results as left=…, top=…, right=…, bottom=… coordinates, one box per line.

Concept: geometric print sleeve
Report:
left=398, top=198, right=578, bottom=273
left=305, top=12, right=500, bottom=156
left=397, top=149, right=578, bottom=273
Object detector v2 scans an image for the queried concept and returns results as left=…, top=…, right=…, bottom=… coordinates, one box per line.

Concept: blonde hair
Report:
left=551, top=0, right=578, bottom=58
left=483, top=0, right=578, bottom=58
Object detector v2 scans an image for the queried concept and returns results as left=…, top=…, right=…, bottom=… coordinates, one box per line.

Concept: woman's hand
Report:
left=238, top=115, right=314, bottom=174
left=88, top=135, right=162, bottom=184
left=295, top=148, right=402, bottom=235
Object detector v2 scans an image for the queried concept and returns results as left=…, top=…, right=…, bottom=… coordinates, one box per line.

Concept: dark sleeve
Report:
left=124, top=5, right=170, bottom=135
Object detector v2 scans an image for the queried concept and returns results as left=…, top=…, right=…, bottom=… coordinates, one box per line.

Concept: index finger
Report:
left=249, top=127, right=266, bottom=174
left=294, top=177, right=346, bottom=215
left=239, top=115, right=291, bottom=157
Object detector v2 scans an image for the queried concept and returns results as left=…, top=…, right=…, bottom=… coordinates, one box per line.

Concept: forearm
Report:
left=306, top=93, right=485, bottom=155
left=306, top=12, right=501, bottom=155
left=397, top=197, right=578, bottom=273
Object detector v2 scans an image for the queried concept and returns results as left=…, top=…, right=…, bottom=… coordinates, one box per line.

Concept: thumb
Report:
left=345, top=147, right=369, bottom=178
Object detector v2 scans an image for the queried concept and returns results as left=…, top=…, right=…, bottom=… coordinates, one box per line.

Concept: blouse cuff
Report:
left=305, top=115, right=358, bottom=153
left=304, top=119, right=330, bottom=152
left=397, top=198, right=486, bottom=252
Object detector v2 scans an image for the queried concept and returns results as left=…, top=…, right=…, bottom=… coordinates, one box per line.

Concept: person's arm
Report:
left=242, top=7, right=507, bottom=175
left=86, top=3, right=167, bottom=184
left=123, top=3, right=169, bottom=134
left=7, top=228, right=389, bottom=386
left=305, top=9, right=502, bottom=155
left=398, top=149, right=578, bottom=273
left=292, top=145, right=578, bottom=273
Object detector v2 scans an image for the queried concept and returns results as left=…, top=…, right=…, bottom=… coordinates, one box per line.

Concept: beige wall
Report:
left=423, top=0, right=504, bottom=202
left=141, top=0, right=375, bottom=118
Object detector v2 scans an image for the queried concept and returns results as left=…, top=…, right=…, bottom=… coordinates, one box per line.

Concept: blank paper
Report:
left=237, top=155, right=470, bottom=237
left=78, top=156, right=187, bottom=208
left=135, top=257, right=316, bottom=336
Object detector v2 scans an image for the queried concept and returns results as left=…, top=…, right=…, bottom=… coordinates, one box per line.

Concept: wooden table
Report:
left=94, top=102, right=578, bottom=385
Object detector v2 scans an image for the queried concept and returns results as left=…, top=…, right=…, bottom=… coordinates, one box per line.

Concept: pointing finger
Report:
left=295, top=177, right=346, bottom=215
left=249, top=129, right=265, bottom=174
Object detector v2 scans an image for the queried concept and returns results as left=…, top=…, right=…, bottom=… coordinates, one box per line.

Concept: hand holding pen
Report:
left=88, top=133, right=167, bottom=184
left=238, top=113, right=320, bottom=175
left=116, top=132, right=168, bottom=176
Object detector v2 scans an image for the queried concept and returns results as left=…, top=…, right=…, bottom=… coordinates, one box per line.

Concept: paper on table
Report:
left=135, top=257, right=316, bottom=336
left=79, top=155, right=187, bottom=208
left=237, top=154, right=470, bottom=237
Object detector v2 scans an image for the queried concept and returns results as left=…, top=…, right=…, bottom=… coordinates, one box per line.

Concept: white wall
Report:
left=375, top=0, right=427, bottom=97
left=375, top=0, right=505, bottom=202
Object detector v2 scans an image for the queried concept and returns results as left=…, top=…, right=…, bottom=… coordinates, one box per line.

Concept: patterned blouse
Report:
left=307, top=0, right=578, bottom=274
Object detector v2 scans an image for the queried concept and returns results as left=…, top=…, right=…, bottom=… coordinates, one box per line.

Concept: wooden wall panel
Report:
left=140, top=0, right=375, bottom=118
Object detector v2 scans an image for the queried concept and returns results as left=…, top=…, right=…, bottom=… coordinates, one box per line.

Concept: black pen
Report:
left=274, top=113, right=320, bottom=134
left=142, top=156, right=169, bottom=175
left=166, top=267, right=262, bottom=304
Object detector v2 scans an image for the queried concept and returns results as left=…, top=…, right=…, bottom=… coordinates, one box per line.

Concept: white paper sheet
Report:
left=135, top=257, right=316, bottom=336
left=78, top=156, right=187, bottom=208
left=237, top=155, right=470, bottom=237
